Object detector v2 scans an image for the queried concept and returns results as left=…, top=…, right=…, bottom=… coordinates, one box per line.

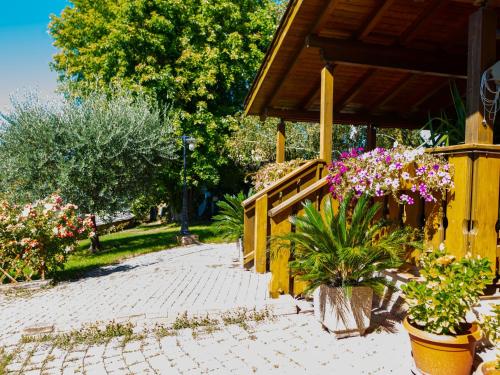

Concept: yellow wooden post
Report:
left=243, top=207, right=255, bottom=269
left=465, top=8, right=496, bottom=144
left=254, top=195, right=268, bottom=273
left=319, top=65, right=334, bottom=163
left=444, top=154, right=473, bottom=259
left=424, top=193, right=445, bottom=251
left=276, top=119, right=286, bottom=163
left=469, top=153, right=500, bottom=266
left=269, top=211, right=291, bottom=298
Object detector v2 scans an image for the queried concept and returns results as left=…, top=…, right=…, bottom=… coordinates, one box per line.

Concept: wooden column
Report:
left=465, top=7, right=496, bottom=144
left=320, top=65, right=334, bottom=162
left=367, top=124, right=376, bottom=151
left=276, top=119, right=286, bottom=163
left=254, top=195, right=268, bottom=274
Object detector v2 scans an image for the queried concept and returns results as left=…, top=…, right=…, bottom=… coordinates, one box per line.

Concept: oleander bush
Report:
left=0, top=194, right=95, bottom=282
left=251, top=159, right=305, bottom=191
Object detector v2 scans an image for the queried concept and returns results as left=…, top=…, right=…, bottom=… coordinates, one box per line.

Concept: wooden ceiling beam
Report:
left=265, top=108, right=424, bottom=129
left=335, top=68, right=377, bottom=111
left=399, top=0, right=449, bottom=46
left=367, top=73, right=416, bottom=112
left=306, top=35, right=467, bottom=79
left=312, top=0, right=342, bottom=33
left=409, top=79, right=450, bottom=112
left=358, top=0, right=397, bottom=40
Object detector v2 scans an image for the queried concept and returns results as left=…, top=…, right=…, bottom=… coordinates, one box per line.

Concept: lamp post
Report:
left=180, top=135, right=196, bottom=236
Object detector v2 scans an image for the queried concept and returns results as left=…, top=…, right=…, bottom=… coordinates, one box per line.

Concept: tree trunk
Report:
left=89, top=215, right=102, bottom=253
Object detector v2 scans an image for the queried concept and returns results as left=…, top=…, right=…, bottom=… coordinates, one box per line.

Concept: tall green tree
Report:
left=49, top=0, right=281, bottom=189
left=0, top=90, right=177, bottom=249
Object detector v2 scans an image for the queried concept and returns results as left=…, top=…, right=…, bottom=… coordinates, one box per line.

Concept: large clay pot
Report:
left=313, top=285, right=373, bottom=337
left=479, top=360, right=500, bottom=375
left=403, top=317, right=482, bottom=375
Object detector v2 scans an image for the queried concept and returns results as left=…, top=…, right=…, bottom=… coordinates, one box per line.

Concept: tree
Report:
left=0, top=89, right=177, bottom=250
left=48, top=0, right=282, bottom=190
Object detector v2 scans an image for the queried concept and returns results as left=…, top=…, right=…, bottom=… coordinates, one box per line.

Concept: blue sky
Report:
left=0, top=0, right=69, bottom=111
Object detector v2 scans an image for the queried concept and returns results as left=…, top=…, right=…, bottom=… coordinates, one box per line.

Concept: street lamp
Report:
left=180, top=135, right=196, bottom=236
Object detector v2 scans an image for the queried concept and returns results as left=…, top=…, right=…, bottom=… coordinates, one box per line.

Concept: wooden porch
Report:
left=242, top=0, right=500, bottom=297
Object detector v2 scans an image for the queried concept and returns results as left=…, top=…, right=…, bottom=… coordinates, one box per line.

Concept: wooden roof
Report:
left=244, top=0, right=500, bottom=128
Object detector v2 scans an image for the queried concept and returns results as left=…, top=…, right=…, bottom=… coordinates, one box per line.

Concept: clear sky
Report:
left=0, top=0, right=69, bottom=111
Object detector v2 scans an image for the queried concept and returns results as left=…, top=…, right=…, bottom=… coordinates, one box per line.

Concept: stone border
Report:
left=0, top=279, right=52, bottom=293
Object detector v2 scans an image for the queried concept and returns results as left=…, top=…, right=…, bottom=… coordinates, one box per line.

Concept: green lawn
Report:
left=54, top=222, right=227, bottom=281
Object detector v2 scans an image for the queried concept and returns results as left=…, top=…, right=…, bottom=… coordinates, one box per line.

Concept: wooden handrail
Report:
left=242, top=159, right=325, bottom=208
left=268, top=177, right=329, bottom=218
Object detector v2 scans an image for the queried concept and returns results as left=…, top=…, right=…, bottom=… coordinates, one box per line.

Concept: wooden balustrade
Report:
left=242, top=159, right=327, bottom=272
left=243, top=146, right=500, bottom=299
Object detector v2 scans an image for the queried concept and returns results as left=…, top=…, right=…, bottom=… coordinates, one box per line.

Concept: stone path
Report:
left=0, top=244, right=279, bottom=346
left=1, top=242, right=496, bottom=374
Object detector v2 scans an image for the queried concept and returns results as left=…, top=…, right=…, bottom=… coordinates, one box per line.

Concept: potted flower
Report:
left=274, top=192, right=416, bottom=337
left=401, top=246, right=494, bottom=375
left=478, top=304, right=500, bottom=375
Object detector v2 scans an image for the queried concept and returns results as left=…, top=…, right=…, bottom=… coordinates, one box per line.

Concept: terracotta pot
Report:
left=313, top=285, right=373, bottom=337
left=403, top=317, right=482, bottom=375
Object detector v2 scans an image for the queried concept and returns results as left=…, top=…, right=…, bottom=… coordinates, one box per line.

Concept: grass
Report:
left=54, top=221, right=227, bottom=281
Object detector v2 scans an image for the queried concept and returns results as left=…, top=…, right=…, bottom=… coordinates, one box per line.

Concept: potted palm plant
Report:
left=401, top=246, right=494, bottom=375
left=274, top=193, right=416, bottom=337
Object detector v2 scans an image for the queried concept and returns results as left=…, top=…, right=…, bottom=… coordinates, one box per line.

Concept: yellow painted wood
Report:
left=293, top=278, right=309, bottom=297
left=276, top=119, right=286, bottom=163
left=254, top=195, right=268, bottom=274
left=243, top=207, right=255, bottom=269
left=269, top=212, right=291, bottom=298
left=424, top=193, right=444, bottom=251
left=320, top=65, right=334, bottom=162
left=469, top=155, right=500, bottom=266
left=387, top=195, right=401, bottom=223
left=404, top=192, right=423, bottom=228
left=445, top=155, right=473, bottom=259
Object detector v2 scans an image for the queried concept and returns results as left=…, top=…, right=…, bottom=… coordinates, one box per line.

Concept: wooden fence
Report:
left=242, top=145, right=500, bottom=298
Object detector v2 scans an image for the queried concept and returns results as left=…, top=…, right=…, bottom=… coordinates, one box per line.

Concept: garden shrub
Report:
left=251, top=159, right=305, bottom=191
left=0, top=194, right=95, bottom=282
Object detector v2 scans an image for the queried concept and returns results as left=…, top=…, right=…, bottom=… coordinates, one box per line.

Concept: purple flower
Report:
left=432, top=164, right=440, bottom=171
left=400, top=194, right=415, bottom=205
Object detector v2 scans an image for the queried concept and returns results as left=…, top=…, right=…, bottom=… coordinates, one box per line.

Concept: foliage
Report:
left=327, top=146, right=454, bottom=205
left=481, top=304, right=500, bottom=345
left=402, top=245, right=493, bottom=335
left=0, top=194, right=94, bottom=282
left=251, top=159, right=305, bottom=191
left=420, top=81, right=466, bottom=147
left=49, top=0, right=281, bottom=190
left=213, top=191, right=250, bottom=241
left=0, top=90, right=176, bottom=218
left=273, top=193, right=416, bottom=295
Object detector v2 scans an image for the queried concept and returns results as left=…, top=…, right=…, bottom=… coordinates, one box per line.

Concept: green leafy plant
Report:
left=402, top=246, right=493, bottom=335
left=481, top=304, right=500, bottom=345
left=273, top=193, right=417, bottom=295
left=213, top=191, right=251, bottom=241
left=421, top=81, right=466, bottom=147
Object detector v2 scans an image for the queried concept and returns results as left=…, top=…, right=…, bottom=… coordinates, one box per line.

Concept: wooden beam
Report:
left=335, top=68, right=376, bottom=111
left=320, top=65, right=334, bottom=162
left=358, top=0, right=397, bottom=40
left=367, top=124, right=377, bottom=150
left=368, top=73, right=415, bottom=112
left=266, top=108, right=425, bottom=129
left=409, top=79, right=450, bottom=112
left=267, top=47, right=305, bottom=108
left=312, top=0, right=342, bottom=33
left=276, top=119, right=286, bottom=163
left=399, top=0, right=449, bottom=46
left=306, top=35, right=467, bottom=79
left=465, top=7, right=496, bottom=144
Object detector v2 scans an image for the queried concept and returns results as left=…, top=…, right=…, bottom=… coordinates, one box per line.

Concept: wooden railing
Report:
left=243, top=145, right=500, bottom=299
left=242, top=159, right=326, bottom=272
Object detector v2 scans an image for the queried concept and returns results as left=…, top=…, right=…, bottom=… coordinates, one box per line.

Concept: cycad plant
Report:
left=275, top=193, right=417, bottom=295
left=213, top=191, right=250, bottom=241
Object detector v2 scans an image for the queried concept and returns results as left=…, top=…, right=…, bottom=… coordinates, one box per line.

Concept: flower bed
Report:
left=0, top=194, right=95, bottom=282
left=327, top=146, right=454, bottom=205
left=251, top=159, right=305, bottom=192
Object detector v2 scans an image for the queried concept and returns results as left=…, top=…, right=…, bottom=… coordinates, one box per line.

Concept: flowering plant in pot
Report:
left=401, top=245, right=494, bottom=375
left=478, top=304, right=500, bottom=374
left=327, top=146, right=453, bottom=205
left=274, top=192, right=417, bottom=337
